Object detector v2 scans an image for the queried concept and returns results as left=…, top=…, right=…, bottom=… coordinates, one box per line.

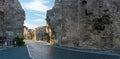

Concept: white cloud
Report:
left=23, top=0, right=51, bottom=12
left=19, top=0, right=53, bottom=29
left=34, top=13, right=45, bottom=18
left=41, top=0, right=50, bottom=4
left=32, top=19, right=45, bottom=22
left=24, top=22, right=39, bottom=29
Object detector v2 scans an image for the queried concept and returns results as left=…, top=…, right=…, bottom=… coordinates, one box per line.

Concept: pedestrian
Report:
left=5, top=41, right=7, bottom=47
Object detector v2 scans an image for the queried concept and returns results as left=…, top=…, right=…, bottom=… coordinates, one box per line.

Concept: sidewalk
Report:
left=0, top=46, right=31, bottom=59
left=0, top=46, right=14, bottom=50
left=53, top=45, right=120, bottom=56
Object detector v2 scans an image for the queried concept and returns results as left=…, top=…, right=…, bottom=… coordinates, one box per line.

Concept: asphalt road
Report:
left=0, top=46, right=31, bottom=59
left=25, top=40, right=120, bottom=59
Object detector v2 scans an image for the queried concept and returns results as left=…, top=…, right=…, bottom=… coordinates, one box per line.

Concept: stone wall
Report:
left=46, top=0, right=120, bottom=50
left=0, top=0, right=25, bottom=40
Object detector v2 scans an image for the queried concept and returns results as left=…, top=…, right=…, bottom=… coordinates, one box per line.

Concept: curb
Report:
left=0, top=48, right=8, bottom=50
left=26, top=45, right=35, bottom=59
left=0, top=46, right=13, bottom=50
left=53, top=46, right=120, bottom=57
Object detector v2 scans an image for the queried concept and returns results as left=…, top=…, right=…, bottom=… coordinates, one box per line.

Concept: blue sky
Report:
left=18, top=0, right=54, bottom=29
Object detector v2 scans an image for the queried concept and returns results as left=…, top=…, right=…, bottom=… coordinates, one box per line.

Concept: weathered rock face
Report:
left=0, top=0, right=25, bottom=40
left=24, top=26, right=31, bottom=40
left=29, top=29, right=36, bottom=41
left=46, top=0, right=120, bottom=49
left=35, top=26, right=46, bottom=40
left=24, top=27, right=36, bottom=41
left=24, top=26, right=46, bottom=41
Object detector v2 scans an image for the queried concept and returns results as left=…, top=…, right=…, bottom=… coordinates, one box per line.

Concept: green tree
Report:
left=14, top=36, right=25, bottom=46
left=44, top=33, right=50, bottom=42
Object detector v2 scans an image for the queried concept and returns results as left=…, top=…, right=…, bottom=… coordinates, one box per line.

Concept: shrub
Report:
left=14, top=37, right=25, bottom=46
left=44, top=36, right=50, bottom=42
left=44, top=33, right=50, bottom=43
